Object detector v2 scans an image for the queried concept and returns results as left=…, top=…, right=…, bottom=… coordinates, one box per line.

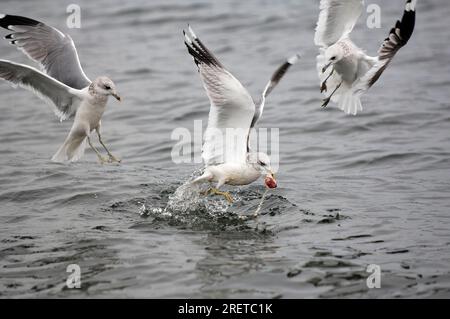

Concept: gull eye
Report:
left=259, top=161, right=266, bottom=167
left=331, top=56, right=336, bottom=61
left=104, top=85, right=111, bottom=90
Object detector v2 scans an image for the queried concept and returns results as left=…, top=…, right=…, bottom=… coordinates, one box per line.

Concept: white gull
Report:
left=0, top=14, right=121, bottom=163
left=315, top=0, right=416, bottom=115
left=183, top=26, right=299, bottom=202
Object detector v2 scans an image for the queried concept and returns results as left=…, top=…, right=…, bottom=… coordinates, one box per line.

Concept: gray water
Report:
left=1, top=0, right=450, bottom=298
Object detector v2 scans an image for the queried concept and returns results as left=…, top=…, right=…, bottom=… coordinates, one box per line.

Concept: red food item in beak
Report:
left=265, top=175, right=277, bottom=189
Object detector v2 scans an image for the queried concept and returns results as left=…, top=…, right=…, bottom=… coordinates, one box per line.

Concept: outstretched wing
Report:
left=354, top=0, right=416, bottom=93
left=314, top=0, right=364, bottom=48
left=184, top=26, right=255, bottom=166
left=0, top=14, right=91, bottom=89
left=0, top=60, right=83, bottom=121
left=251, top=54, right=300, bottom=130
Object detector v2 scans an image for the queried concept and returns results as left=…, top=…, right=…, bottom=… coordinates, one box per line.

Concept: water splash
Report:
left=133, top=170, right=263, bottom=230
left=128, top=169, right=301, bottom=232
left=164, top=179, right=206, bottom=215
left=164, top=178, right=239, bottom=216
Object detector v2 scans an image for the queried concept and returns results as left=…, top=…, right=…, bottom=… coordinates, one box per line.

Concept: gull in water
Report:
left=0, top=14, right=121, bottom=163
left=183, top=26, right=299, bottom=202
left=315, top=0, right=416, bottom=115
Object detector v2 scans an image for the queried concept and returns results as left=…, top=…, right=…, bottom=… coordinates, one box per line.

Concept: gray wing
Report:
left=251, top=54, right=300, bottom=130
left=0, top=14, right=91, bottom=89
left=0, top=60, right=83, bottom=121
left=354, top=0, right=416, bottom=93
left=314, top=0, right=364, bottom=48
left=184, top=26, right=255, bottom=166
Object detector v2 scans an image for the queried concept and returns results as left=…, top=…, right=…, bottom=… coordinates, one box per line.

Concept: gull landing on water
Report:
left=0, top=14, right=121, bottom=163
left=315, top=0, right=416, bottom=115
left=183, top=26, right=299, bottom=203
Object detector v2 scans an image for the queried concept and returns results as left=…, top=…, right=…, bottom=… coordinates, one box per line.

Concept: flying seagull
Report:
left=183, top=26, right=299, bottom=202
left=315, top=0, right=416, bottom=115
left=0, top=14, right=121, bottom=163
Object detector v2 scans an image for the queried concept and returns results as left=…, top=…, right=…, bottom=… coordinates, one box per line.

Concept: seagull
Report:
left=314, top=0, right=416, bottom=115
left=0, top=14, right=121, bottom=163
left=183, top=26, right=299, bottom=202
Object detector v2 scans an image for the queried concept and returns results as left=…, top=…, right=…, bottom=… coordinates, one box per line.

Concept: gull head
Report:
left=248, top=152, right=277, bottom=189
left=92, top=76, right=121, bottom=101
left=322, top=44, right=345, bottom=73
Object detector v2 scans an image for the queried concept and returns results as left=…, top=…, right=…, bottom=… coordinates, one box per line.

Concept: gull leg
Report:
left=322, top=81, right=343, bottom=108
left=321, top=68, right=334, bottom=93
left=200, top=182, right=214, bottom=196
left=200, top=186, right=212, bottom=196
left=204, top=187, right=234, bottom=203
left=96, top=129, right=121, bottom=163
left=87, top=136, right=108, bottom=164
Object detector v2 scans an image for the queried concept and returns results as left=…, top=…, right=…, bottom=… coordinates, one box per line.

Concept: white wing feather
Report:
left=314, top=0, right=364, bottom=48
left=0, top=60, right=83, bottom=121
left=184, top=27, right=255, bottom=166
left=0, top=14, right=91, bottom=89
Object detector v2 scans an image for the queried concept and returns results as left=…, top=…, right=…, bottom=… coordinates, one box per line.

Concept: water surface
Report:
left=0, top=0, right=450, bottom=298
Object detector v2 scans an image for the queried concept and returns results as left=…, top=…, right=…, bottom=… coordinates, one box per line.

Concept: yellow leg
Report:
left=203, top=187, right=233, bottom=203
left=87, top=136, right=108, bottom=164
left=97, top=130, right=121, bottom=163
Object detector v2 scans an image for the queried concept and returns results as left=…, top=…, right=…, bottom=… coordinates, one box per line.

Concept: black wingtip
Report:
left=183, top=29, right=222, bottom=68
left=269, top=55, right=299, bottom=88
left=400, top=0, right=416, bottom=44
left=0, top=14, right=41, bottom=30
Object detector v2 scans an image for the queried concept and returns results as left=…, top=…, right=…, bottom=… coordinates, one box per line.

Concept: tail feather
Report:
left=191, top=170, right=213, bottom=185
left=51, top=135, right=86, bottom=163
left=338, top=91, right=362, bottom=116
